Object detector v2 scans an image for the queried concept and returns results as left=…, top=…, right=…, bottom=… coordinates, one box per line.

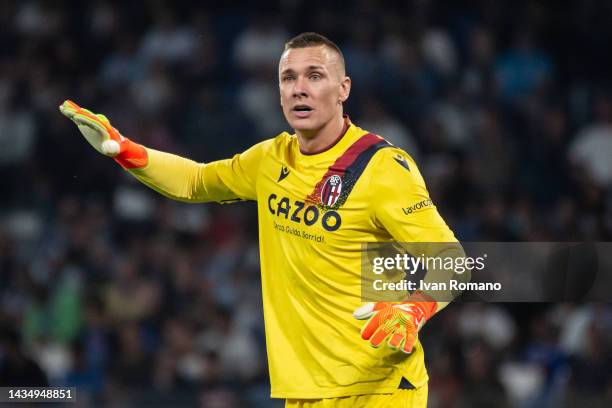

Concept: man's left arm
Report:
left=353, top=148, right=468, bottom=353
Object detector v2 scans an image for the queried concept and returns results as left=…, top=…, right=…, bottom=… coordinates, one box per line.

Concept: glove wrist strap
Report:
left=114, top=139, right=148, bottom=169
left=407, top=291, right=438, bottom=321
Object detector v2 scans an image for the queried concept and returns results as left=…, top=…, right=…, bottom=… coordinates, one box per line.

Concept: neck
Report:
left=297, top=114, right=346, bottom=154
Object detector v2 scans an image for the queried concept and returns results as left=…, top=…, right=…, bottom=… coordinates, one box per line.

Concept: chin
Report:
left=289, top=118, right=318, bottom=133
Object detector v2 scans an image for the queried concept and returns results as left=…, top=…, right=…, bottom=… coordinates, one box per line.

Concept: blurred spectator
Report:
left=457, top=304, right=516, bottom=350
left=234, top=17, right=288, bottom=137
left=63, top=340, right=104, bottom=403
left=519, top=315, right=571, bottom=407
left=99, top=34, right=142, bottom=88
left=236, top=74, right=287, bottom=137
left=233, top=16, right=288, bottom=74
left=343, top=25, right=380, bottom=96
left=109, top=322, right=153, bottom=389
left=523, top=104, right=571, bottom=206
left=22, top=272, right=82, bottom=347
left=495, top=31, right=553, bottom=104
left=139, top=9, right=196, bottom=66
left=360, top=97, right=420, bottom=160
left=462, top=341, right=509, bottom=407
left=130, top=61, right=175, bottom=115
left=569, top=93, right=612, bottom=188
left=568, top=305, right=612, bottom=398
left=427, top=87, right=474, bottom=151
left=0, top=87, right=36, bottom=166
left=421, top=27, right=457, bottom=78
left=462, top=26, right=496, bottom=100
left=0, top=326, right=48, bottom=386
left=0, top=86, right=36, bottom=205
left=468, top=108, right=516, bottom=194
left=196, top=307, right=262, bottom=382
left=15, top=1, right=62, bottom=37
left=379, top=36, right=435, bottom=121
left=105, top=257, right=161, bottom=324
left=159, top=317, right=205, bottom=388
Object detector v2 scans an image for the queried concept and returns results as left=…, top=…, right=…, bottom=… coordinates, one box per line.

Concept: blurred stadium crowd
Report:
left=1, top=0, right=611, bottom=406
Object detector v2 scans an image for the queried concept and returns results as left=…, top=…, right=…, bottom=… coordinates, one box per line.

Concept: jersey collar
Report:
left=299, top=115, right=351, bottom=156
left=296, top=115, right=362, bottom=163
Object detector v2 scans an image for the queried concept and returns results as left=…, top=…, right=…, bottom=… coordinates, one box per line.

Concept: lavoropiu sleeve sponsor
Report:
left=370, top=149, right=456, bottom=242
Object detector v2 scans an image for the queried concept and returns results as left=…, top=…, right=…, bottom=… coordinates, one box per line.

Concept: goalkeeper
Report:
left=61, top=32, right=466, bottom=407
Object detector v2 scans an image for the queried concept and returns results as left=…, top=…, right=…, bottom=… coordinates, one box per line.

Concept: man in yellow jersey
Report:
left=60, top=32, right=464, bottom=407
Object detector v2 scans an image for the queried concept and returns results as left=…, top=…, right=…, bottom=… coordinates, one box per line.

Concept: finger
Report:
left=60, top=101, right=117, bottom=139
left=370, top=324, right=395, bottom=347
left=72, top=114, right=109, bottom=135
left=74, top=109, right=111, bottom=133
left=59, top=104, right=77, bottom=118
left=60, top=100, right=81, bottom=111
left=63, top=100, right=82, bottom=110
left=59, top=105, right=74, bottom=117
left=388, top=331, right=405, bottom=350
left=96, top=114, right=111, bottom=125
left=402, top=329, right=417, bottom=354
left=59, top=100, right=81, bottom=116
left=360, top=312, right=383, bottom=340
left=361, top=304, right=398, bottom=339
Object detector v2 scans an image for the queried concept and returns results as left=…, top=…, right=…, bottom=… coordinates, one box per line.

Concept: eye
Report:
left=310, top=73, right=322, bottom=80
left=282, top=75, right=294, bottom=82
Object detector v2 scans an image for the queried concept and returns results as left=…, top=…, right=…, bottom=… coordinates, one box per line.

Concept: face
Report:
left=279, top=45, right=351, bottom=135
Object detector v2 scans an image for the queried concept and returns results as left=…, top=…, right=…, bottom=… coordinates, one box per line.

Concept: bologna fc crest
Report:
left=321, top=175, right=343, bottom=206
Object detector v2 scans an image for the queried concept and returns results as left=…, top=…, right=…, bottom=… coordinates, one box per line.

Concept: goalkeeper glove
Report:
left=353, top=294, right=437, bottom=353
left=59, top=100, right=148, bottom=169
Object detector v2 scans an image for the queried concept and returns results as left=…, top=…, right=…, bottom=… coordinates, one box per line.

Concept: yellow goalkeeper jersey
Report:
left=129, top=118, right=456, bottom=399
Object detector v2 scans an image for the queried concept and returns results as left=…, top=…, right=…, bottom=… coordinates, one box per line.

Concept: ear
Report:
left=339, top=76, right=351, bottom=103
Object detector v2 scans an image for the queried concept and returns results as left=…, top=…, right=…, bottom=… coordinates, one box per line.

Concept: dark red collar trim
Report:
left=300, top=115, right=351, bottom=156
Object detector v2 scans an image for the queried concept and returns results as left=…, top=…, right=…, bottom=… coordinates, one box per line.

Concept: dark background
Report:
left=1, top=0, right=611, bottom=406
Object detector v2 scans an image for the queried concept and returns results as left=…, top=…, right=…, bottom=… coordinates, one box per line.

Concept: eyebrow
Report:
left=280, top=65, right=327, bottom=75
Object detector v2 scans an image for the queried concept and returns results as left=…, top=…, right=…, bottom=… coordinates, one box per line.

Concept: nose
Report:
left=292, top=76, right=308, bottom=98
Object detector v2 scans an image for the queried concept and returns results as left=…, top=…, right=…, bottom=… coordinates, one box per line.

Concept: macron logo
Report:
left=277, top=166, right=290, bottom=182
left=394, top=155, right=410, bottom=171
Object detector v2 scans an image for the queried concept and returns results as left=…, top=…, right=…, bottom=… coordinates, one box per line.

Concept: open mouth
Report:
left=292, top=105, right=314, bottom=118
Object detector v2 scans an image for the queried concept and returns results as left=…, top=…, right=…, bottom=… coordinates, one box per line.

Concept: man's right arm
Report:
left=129, top=146, right=265, bottom=203
left=59, top=100, right=266, bottom=203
